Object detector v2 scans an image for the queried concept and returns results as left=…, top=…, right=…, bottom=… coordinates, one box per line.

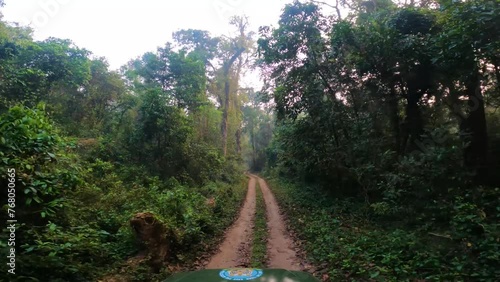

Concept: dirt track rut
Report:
left=205, top=176, right=256, bottom=268
left=257, top=176, right=301, bottom=270
left=205, top=174, right=301, bottom=270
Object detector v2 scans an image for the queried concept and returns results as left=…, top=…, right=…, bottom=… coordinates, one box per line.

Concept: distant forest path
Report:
left=205, top=174, right=301, bottom=270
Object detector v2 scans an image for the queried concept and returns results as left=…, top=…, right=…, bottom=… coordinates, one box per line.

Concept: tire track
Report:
left=256, top=176, right=301, bottom=270
left=205, top=176, right=256, bottom=268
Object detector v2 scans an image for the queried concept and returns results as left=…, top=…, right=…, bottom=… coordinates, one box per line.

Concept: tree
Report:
left=219, top=16, right=252, bottom=156
left=242, top=90, right=274, bottom=171
left=129, top=88, right=190, bottom=178
left=0, top=36, right=91, bottom=116
left=258, top=0, right=500, bottom=193
left=433, top=0, right=499, bottom=182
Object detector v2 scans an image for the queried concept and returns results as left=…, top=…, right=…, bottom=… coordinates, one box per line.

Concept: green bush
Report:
left=0, top=104, right=81, bottom=220
left=0, top=105, right=117, bottom=280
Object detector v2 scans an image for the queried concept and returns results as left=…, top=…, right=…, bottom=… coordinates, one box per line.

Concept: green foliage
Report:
left=0, top=104, right=80, bottom=218
left=122, top=42, right=207, bottom=112
left=128, top=88, right=191, bottom=178
left=250, top=182, right=267, bottom=268
left=242, top=91, right=274, bottom=172
left=375, top=128, right=468, bottom=221
left=267, top=177, right=500, bottom=281
left=16, top=222, right=123, bottom=282
left=184, top=142, right=224, bottom=185
left=0, top=105, right=115, bottom=281
left=134, top=178, right=248, bottom=264
left=0, top=36, right=91, bottom=111
left=0, top=102, right=247, bottom=281
left=447, top=196, right=500, bottom=280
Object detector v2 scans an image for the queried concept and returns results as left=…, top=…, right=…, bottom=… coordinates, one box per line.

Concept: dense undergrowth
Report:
left=267, top=175, right=499, bottom=281
left=0, top=105, right=247, bottom=281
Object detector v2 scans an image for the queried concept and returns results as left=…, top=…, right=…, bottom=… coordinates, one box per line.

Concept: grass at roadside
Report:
left=104, top=176, right=249, bottom=281
left=180, top=177, right=250, bottom=265
left=250, top=181, right=268, bottom=268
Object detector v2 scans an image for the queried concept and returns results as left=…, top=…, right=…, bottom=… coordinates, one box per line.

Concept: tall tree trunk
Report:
left=221, top=75, right=230, bottom=156
left=463, top=74, right=488, bottom=183
left=221, top=48, right=245, bottom=156
left=316, top=70, right=351, bottom=143
left=492, top=56, right=500, bottom=95
left=402, top=85, right=424, bottom=154
left=235, top=128, right=242, bottom=154
left=251, top=127, right=257, bottom=170
left=388, top=83, right=401, bottom=154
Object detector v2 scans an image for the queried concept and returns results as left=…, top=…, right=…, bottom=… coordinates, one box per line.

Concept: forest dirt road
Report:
left=205, top=174, right=301, bottom=270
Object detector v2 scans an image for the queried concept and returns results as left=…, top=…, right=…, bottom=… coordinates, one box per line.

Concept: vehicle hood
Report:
left=163, top=268, right=320, bottom=282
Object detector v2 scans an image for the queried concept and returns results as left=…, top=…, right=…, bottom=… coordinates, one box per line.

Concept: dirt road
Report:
left=205, top=174, right=301, bottom=270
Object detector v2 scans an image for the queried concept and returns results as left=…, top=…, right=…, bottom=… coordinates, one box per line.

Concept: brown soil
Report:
left=256, top=175, right=302, bottom=270
left=205, top=174, right=302, bottom=270
left=205, top=176, right=256, bottom=268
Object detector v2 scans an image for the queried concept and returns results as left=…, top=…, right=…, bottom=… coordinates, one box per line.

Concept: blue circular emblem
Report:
left=219, top=268, right=263, bottom=281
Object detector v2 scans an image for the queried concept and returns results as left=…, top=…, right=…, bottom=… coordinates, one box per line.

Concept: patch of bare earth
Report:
left=205, top=176, right=256, bottom=268
left=256, top=176, right=302, bottom=271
